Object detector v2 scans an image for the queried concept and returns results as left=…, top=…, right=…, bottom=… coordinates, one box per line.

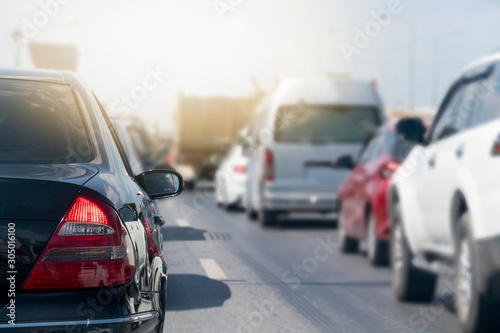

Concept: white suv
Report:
left=389, top=54, right=500, bottom=332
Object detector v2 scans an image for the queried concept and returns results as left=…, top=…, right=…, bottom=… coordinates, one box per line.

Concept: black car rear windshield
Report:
left=0, top=79, right=91, bottom=164
left=274, top=105, right=380, bottom=144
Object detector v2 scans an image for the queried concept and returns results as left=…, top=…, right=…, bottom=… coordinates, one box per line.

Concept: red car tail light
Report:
left=379, top=161, right=400, bottom=178
left=233, top=164, right=247, bottom=173
left=22, top=195, right=135, bottom=291
left=264, top=148, right=274, bottom=181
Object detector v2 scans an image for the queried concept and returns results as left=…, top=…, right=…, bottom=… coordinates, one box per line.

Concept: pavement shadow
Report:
left=162, top=226, right=207, bottom=242
left=166, top=274, right=231, bottom=311
left=268, top=218, right=337, bottom=230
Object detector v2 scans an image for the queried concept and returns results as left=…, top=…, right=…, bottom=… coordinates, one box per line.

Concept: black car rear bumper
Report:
left=0, top=311, right=159, bottom=332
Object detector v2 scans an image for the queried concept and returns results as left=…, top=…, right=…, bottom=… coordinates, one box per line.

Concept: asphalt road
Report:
left=156, top=187, right=460, bottom=333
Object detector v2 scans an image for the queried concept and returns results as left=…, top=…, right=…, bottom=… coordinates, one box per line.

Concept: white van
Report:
left=244, top=78, right=386, bottom=226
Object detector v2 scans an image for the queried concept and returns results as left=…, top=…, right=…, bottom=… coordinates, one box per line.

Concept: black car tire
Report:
left=246, top=208, right=258, bottom=221
left=391, top=203, right=437, bottom=302
left=455, top=213, right=500, bottom=333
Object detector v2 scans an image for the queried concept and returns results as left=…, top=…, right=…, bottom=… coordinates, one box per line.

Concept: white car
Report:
left=215, top=133, right=249, bottom=210
left=245, top=78, right=386, bottom=226
left=389, top=53, right=500, bottom=332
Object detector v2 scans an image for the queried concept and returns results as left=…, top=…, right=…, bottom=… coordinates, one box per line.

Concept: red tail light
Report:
left=166, top=153, right=175, bottom=165
left=233, top=164, right=247, bottom=173
left=22, top=195, right=135, bottom=291
left=379, top=161, right=400, bottom=178
left=264, top=148, right=274, bottom=181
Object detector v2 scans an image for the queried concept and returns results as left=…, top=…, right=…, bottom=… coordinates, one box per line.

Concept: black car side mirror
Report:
left=395, top=117, right=426, bottom=143
left=332, top=155, right=355, bottom=169
left=135, top=169, right=184, bottom=199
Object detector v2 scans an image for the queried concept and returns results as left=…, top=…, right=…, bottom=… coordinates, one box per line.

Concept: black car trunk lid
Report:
left=0, top=163, right=98, bottom=309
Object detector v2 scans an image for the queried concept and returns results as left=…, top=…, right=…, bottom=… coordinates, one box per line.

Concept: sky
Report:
left=1, top=0, right=500, bottom=131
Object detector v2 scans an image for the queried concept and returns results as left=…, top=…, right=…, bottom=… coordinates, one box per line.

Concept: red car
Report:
left=337, top=120, right=425, bottom=265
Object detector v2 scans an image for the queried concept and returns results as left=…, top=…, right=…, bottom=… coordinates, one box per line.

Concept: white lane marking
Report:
left=176, top=219, right=190, bottom=227
left=199, top=258, right=227, bottom=280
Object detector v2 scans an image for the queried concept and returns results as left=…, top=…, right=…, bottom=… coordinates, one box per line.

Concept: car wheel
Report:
left=391, top=203, right=437, bottom=302
left=246, top=208, right=258, bottom=221
left=157, top=278, right=167, bottom=333
left=367, top=213, right=388, bottom=266
left=245, top=195, right=258, bottom=221
left=455, top=213, right=500, bottom=333
left=259, top=210, right=277, bottom=227
left=338, top=212, right=359, bottom=253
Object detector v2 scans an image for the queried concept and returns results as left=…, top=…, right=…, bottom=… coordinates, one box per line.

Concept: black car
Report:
left=0, top=69, right=183, bottom=332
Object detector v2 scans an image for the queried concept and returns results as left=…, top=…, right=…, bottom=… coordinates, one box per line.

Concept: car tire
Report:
left=338, top=212, right=359, bottom=253
left=391, top=203, right=437, bottom=302
left=259, top=210, right=277, bottom=227
left=157, top=278, right=167, bottom=333
left=455, top=213, right=500, bottom=333
left=247, top=208, right=258, bottom=221
left=367, top=213, right=388, bottom=266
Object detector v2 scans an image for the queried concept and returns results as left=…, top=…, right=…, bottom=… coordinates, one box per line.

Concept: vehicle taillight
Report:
left=22, top=195, right=135, bottom=291
left=264, top=148, right=274, bottom=181
left=166, top=153, right=175, bottom=165
left=379, top=161, right=400, bottom=178
left=233, top=164, right=247, bottom=173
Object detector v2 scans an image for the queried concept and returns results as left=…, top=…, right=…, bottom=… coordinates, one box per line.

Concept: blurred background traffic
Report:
left=2, top=1, right=500, bottom=332
left=3, top=0, right=497, bottom=174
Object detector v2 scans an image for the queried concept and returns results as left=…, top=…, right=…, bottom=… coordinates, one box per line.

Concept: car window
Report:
left=387, top=130, right=414, bottom=162
left=371, top=132, right=387, bottom=160
left=460, top=74, right=496, bottom=129
left=113, top=121, right=145, bottom=176
left=0, top=79, right=91, bottom=164
left=93, top=94, right=135, bottom=177
left=274, top=105, right=380, bottom=144
left=430, top=84, right=465, bottom=143
left=472, top=64, right=500, bottom=126
left=358, top=134, right=380, bottom=165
